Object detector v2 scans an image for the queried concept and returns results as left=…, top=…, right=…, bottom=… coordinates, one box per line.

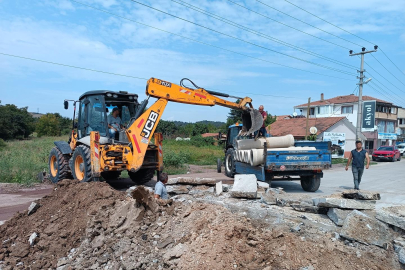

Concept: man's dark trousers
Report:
left=352, top=166, right=364, bottom=190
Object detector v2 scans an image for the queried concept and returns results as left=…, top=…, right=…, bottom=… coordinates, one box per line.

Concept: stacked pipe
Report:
left=234, top=134, right=316, bottom=166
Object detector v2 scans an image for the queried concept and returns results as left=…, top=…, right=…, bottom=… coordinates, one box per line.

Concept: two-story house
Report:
left=294, top=93, right=400, bottom=151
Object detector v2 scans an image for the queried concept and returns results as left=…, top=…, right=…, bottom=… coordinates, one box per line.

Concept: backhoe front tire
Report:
left=129, top=169, right=155, bottom=185
left=300, top=175, right=321, bottom=192
left=225, top=148, right=236, bottom=178
left=71, top=145, right=92, bottom=182
left=48, top=147, right=72, bottom=183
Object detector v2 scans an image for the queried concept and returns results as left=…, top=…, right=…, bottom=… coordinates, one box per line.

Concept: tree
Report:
left=155, top=120, right=178, bottom=137
left=191, top=123, right=209, bottom=136
left=36, top=114, right=61, bottom=137
left=0, top=104, right=35, bottom=140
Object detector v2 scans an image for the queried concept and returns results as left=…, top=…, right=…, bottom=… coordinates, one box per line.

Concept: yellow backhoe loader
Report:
left=48, top=78, right=263, bottom=184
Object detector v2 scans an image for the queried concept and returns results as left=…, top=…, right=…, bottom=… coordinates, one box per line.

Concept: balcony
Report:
left=375, top=112, right=397, bottom=120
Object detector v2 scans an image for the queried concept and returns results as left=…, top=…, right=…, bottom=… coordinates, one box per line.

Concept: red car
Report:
left=372, top=146, right=401, bottom=162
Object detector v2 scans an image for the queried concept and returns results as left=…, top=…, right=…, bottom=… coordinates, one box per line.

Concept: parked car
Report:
left=397, top=143, right=405, bottom=156
left=372, top=146, right=401, bottom=162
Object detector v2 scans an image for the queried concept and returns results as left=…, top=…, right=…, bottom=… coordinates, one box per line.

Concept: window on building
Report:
left=341, top=106, right=353, bottom=114
left=377, top=120, right=386, bottom=133
left=399, top=118, right=405, bottom=125
left=317, top=106, right=330, bottom=115
left=386, top=121, right=395, bottom=133
left=309, top=108, right=315, bottom=115
left=391, top=107, right=397, bottom=114
left=365, top=140, right=374, bottom=150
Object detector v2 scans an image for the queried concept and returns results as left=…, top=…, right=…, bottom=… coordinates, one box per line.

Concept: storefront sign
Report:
left=362, top=100, right=376, bottom=132
left=323, top=132, right=345, bottom=158
left=378, top=133, right=397, bottom=140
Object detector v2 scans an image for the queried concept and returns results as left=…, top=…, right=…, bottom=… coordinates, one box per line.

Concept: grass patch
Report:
left=0, top=136, right=68, bottom=185
left=332, top=158, right=377, bottom=166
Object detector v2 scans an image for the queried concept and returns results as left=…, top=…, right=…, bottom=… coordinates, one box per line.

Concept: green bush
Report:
left=0, top=138, right=6, bottom=150
left=190, top=135, right=215, bottom=147
left=0, top=104, right=35, bottom=140
left=163, top=151, right=190, bottom=168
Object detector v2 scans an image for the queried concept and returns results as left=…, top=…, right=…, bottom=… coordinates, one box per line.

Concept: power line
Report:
left=226, top=0, right=351, bottom=50
left=380, top=48, right=405, bottom=79
left=127, top=0, right=356, bottom=76
left=70, top=0, right=353, bottom=81
left=0, top=52, right=300, bottom=99
left=365, top=62, right=405, bottom=95
left=370, top=54, right=405, bottom=88
left=256, top=0, right=364, bottom=48
left=171, top=0, right=357, bottom=70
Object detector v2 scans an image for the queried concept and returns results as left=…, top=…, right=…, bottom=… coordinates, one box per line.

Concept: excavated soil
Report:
left=0, top=181, right=402, bottom=270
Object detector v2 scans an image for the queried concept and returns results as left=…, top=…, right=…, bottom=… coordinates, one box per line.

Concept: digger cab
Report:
left=73, top=90, right=140, bottom=143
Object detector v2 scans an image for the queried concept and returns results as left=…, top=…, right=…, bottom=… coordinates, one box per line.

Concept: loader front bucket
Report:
left=241, top=109, right=263, bottom=135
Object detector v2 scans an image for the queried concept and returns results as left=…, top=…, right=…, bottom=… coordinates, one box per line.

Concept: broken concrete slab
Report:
left=260, top=193, right=277, bottom=205
left=257, top=181, right=270, bottom=189
left=216, top=181, right=223, bottom=196
left=222, top=184, right=231, bottom=192
left=172, top=177, right=217, bottom=186
left=342, top=190, right=381, bottom=200
left=230, top=174, right=257, bottom=199
left=166, top=185, right=190, bottom=195
left=167, top=178, right=179, bottom=185
left=313, top=198, right=376, bottom=210
left=340, top=210, right=392, bottom=248
left=375, top=206, right=405, bottom=231
left=327, top=208, right=352, bottom=226
left=393, top=237, right=405, bottom=265
left=291, top=203, right=327, bottom=215
left=28, top=202, right=40, bottom=215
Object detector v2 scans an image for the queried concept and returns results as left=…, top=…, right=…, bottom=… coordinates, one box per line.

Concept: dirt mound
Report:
left=0, top=179, right=126, bottom=269
left=0, top=182, right=401, bottom=270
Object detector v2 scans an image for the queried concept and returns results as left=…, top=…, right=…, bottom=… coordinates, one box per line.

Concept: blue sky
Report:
left=1, top=0, right=405, bottom=122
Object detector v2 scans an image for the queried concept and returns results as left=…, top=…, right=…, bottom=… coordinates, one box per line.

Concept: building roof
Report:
left=276, top=115, right=292, bottom=120
left=269, top=117, right=346, bottom=137
left=295, top=94, right=392, bottom=108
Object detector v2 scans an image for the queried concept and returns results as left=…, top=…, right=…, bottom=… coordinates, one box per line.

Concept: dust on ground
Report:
left=0, top=180, right=402, bottom=270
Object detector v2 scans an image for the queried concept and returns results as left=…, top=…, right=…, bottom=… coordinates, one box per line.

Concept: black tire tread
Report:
left=129, top=168, right=155, bottom=185
left=300, top=175, right=321, bottom=192
left=225, top=148, right=236, bottom=178
left=48, top=147, right=72, bottom=183
left=101, top=171, right=121, bottom=180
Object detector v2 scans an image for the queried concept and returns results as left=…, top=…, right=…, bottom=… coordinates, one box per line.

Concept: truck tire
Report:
left=48, top=147, right=72, bottom=183
left=129, top=169, right=155, bottom=185
left=217, top=158, right=222, bottom=173
left=71, top=145, right=93, bottom=182
left=101, top=171, right=121, bottom=180
left=300, top=175, right=321, bottom=192
left=225, top=148, right=236, bottom=178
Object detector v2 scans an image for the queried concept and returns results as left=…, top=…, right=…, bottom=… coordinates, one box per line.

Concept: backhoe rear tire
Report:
left=71, top=145, right=93, bottom=182
left=48, top=147, right=72, bottom=183
left=300, top=175, right=321, bottom=192
left=101, top=171, right=121, bottom=181
left=129, top=169, right=155, bottom=185
left=225, top=148, right=236, bottom=178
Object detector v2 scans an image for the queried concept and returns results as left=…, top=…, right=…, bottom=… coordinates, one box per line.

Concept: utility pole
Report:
left=305, top=97, right=310, bottom=140
left=349, top=45, right=378, bottom=140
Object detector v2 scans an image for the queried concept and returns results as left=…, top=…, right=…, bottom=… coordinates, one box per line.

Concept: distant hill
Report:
left=171, top=120, right=225, bottom=128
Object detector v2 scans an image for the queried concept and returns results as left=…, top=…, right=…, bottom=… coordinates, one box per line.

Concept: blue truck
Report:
left=220, top=124, right=332, bottom=192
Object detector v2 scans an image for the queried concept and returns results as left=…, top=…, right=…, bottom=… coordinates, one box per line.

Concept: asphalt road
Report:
left=271, top=160, right=405, bottom=208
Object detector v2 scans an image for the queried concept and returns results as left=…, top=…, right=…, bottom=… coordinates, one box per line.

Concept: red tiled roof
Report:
left=201, top=133, right=219, bottom=138
left=269, top=117, right=346, bottom=137
left=276, top=115, right=291, bottom=120
left=295, top=94, right=392, bottom=108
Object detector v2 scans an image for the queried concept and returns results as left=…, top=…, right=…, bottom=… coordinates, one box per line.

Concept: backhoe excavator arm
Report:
left=124, top=78, right=262, bottom=173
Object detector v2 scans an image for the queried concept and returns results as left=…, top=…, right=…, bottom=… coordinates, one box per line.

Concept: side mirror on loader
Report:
left=64, top=100, right=69, bottom=110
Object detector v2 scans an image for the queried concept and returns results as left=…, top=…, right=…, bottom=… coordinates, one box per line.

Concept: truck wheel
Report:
left=129, top=169, right=155, bottom=185
left=48, top=147, right=72, bottom=183
left=217, top=158, right=222, bottom=173
left=225, top=148, right=236, bottom=178
left=101, top=171, right=121, bottom=180
left=72, top=145, right=93, bottom=182
left=300, top=175, right=321, bottom=192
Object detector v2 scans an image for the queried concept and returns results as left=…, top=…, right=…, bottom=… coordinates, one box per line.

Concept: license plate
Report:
left=378, top=156, right=384, bottom=157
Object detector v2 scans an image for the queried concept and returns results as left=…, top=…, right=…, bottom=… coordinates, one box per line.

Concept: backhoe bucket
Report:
left=241, top=109, right=263, bottom=135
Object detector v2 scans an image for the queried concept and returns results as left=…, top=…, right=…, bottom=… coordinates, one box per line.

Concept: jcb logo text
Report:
left=141, top=111, right=159, bottom=139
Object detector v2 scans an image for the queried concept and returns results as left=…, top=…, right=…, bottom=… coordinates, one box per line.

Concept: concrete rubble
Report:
left=342, top=190, right=381, bottom=200
left=168, top=177, right=217, bottom=186
left=229, top=174, right=257, bottom=199
left=393, top=237, right=405, bottom=265
left=340, top=210, right=392, bottom=248
left=327, top=208, right=352, bottom=226
left=166, top=185, right=190, bottom=195
left=27, top=202, right=40, bottom=216
left=215, top=181, right=223, bottom=196
left=313, top=197, right=376, bottom=210
left=291, top=202, right=327, bottom=214
left=375, top=206, right=405, bottom=231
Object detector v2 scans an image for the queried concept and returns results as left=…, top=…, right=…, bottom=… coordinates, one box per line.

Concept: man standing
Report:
left=258, top=105, right=268, bottom=137
left=108, top=107, right=122, bottom=138
left=345, top=140, right=370, bottom=190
